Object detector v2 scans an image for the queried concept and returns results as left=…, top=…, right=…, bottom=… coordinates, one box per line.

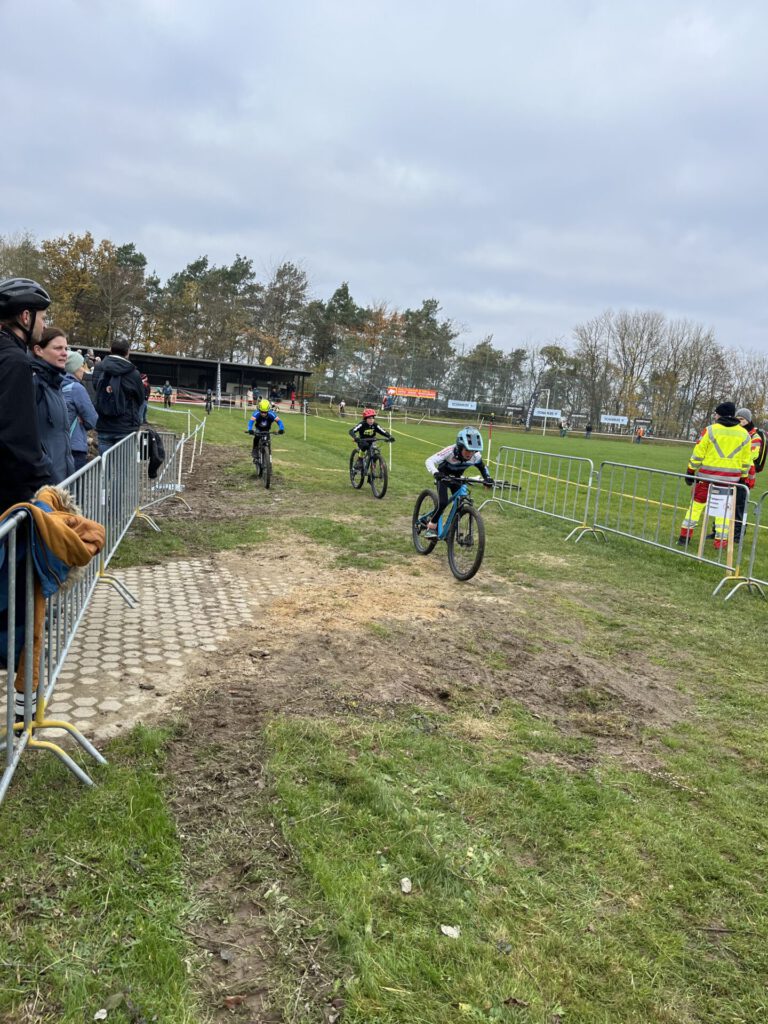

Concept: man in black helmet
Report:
left=0, top=278, right=53, bottom=511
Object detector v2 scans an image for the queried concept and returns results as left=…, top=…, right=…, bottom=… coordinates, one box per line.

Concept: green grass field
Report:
left=2, top=409, right=767, bottom=1023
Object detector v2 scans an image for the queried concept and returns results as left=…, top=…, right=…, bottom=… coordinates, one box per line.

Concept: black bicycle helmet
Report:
left=0, top=278, right=52, bottom=317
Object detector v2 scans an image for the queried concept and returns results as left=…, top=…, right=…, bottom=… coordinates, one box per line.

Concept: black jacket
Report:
left=0, top=327, right=51, bottom=511
left=92, top=354, right=146, bottom=435
left=31, top=356, right=75, bottom=484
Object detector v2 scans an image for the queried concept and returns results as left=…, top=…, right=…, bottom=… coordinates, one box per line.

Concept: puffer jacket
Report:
left=62, top=373, right=98, bottom=455
left=31, top=356, right=75, bottom=484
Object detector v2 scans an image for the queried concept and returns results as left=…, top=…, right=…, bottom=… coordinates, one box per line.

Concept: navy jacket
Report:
left=31, top=357, right=75, bottom=484
left=0, top=328, right=51, bottom=511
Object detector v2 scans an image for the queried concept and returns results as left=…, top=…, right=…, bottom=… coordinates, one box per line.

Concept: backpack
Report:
left=94, top=371, right=127, bottom=418
left=753, top=428, right=767, bottom=473
left=140, top=426, right=166, bottom=478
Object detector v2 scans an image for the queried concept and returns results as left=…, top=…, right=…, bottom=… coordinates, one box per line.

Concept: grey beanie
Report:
left=65, top=351, right=85, bottom=374
left=735, top=407, right=753, bottom=422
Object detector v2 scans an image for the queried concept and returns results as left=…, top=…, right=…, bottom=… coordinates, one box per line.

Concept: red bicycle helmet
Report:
left=363, top=408, right=376, bottom=418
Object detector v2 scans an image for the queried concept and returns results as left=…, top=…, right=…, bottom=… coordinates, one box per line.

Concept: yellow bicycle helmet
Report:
left=258, top=399, right=271, bottom=413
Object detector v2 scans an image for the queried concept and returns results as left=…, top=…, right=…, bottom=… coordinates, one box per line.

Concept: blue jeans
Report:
left=98, top=433, right=128, bottom=457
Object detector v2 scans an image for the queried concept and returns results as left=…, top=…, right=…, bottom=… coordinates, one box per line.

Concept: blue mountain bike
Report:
left=412, top=477, right=489, bottom=581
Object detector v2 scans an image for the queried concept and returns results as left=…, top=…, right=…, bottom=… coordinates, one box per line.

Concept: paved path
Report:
left=47, top=557, right=291, bottom=740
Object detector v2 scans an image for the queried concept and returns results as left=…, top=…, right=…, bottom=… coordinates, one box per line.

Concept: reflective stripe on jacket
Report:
left=687, top=422, right=753, bottom=481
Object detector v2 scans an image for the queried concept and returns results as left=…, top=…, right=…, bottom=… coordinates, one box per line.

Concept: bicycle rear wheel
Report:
left=412, top=489, right=439, bottom=554
left=369, top=453, right=388, bottom=499
left=349, top=449, right=365, bottom=489
left=447, top=504, right=485, bottom=580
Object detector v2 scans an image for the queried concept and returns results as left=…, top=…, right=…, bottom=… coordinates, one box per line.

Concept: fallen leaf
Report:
left=400, top=877, right=413, bottom=894
left=440, top=924, right=461, bottom=938
left=504, top=996, right=529, bottom=1008
left=223, top=995, right=246, bottom=1009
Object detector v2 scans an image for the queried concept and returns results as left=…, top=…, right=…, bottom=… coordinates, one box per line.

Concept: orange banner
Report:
left=387, top=386, right=437, bottom=399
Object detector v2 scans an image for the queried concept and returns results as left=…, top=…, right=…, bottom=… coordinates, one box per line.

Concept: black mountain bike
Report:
left=252, top=432, right=273, bottom=489
left=412, top=477, right=489, bottom=581
left=349, top=441, right=391, bottom=499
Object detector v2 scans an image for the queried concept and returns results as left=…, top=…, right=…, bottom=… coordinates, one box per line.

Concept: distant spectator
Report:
left=62, top=348, right=98, bottom=471
left=139, top=373, right=151, bottom=423
left=162, top=380, right=173, bottom=409
left=585, top=422, right=593, bottom=439
left=205, top=387, right=213, bottom=414
left=338, top=398, right=346, bottom=417
left=92, top=340, right=146, bottom=455
left=290, top=389, right=296, bottom=410
left=30, top=326, right=75, bottom=484
left=0, top=278, right=52, bottom=510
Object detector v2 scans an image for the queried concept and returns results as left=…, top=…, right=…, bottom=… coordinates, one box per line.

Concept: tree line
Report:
left=2, top=231, right=764, bottom=436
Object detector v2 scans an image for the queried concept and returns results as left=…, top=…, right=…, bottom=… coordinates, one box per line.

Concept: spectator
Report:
left=139, top=373, right=151, bottom=423
left=290, top=389, right=296, bottom=410
left=338, top=398, right=346, bottom=417
left=205, top=387, right=213, bottom=414
left=30, top=326, right=75, bottom=484
left=585, top=422, right=593, bottom=439
left=62, top=348, right=98, bottom=471
left=162, top=380, right=173, bottom=408
left=733, top=408, right=765, bottom=542
left=0, top=278, right=52, bottom=510
left=92, top=340, right=146, bottom=455
left=678, top=402, right=753, bottom=550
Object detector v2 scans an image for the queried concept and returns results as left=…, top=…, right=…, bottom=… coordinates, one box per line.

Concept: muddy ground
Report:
left=148, top=444, right=692, bottom=1022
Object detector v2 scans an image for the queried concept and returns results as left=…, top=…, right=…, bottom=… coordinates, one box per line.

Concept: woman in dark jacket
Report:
left=30, top=326, right=75, bottom=484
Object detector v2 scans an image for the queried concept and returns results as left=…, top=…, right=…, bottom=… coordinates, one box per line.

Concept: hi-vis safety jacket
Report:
left=687, top=421, right=753, bottom=483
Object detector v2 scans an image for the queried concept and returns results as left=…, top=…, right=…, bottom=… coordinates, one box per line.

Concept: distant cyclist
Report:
left=423, top=427, right=493, bottom=537
left=248, top=398, right=285, bottom=454
left=349, top=407, right=394, bottom=464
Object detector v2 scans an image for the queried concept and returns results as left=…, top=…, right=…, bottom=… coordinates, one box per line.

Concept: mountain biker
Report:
left=349, top=408, right=394, bottom=465
left=248, top=398, right=285, bottom=452
left=423, top=427, right=493, bottom=538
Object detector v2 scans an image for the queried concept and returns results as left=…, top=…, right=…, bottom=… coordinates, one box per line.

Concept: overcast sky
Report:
left=3, top=1, right=767, bottom=353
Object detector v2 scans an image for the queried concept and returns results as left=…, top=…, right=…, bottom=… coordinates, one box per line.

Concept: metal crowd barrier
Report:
left=719, top=489, right=768, bottom=601
left=137, top=419, right=205, bottom=519
left=1, top=421, right=212, bottom=803
left=570, top=461, right=760, bottom=598
left=1, top=501, right=107, bottom=805
left=480, top=446, right=597, bottom=538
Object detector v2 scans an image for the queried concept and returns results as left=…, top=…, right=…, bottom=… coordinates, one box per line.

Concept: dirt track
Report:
left=149, top=445, right=692, bottom=1021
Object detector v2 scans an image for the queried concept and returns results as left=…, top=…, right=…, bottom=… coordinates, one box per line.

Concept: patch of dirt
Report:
left=153, top=444, right=695, bottom=1020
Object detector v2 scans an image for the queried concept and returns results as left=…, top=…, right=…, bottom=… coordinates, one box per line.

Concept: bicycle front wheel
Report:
left=349, top=450, right=365, bottom=489
left=447, top=504, right=485, bottom=580
left=369, top=453, right=388, bottom=499
left=264, top=447, right=272, bottom=489
left=412, top=489, right=439, bottom=554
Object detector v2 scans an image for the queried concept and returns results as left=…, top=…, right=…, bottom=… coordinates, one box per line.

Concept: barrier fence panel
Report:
left=721, top=490, right=768, bottom=601
left=139, top=430, right=190, bottom=515
left=591, top=461, right=752, bottom=584
left=481, top=446, right=596, bottom=532
left=101, top=433, right=141, bottom=568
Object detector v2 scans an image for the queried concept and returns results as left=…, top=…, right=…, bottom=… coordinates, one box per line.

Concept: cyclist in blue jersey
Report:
left=424, top=427, right=493, bottom=537
left=248, top=398, right=285, bottom=454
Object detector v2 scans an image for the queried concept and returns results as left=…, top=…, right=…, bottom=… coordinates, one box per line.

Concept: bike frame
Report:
left=425, top=483, right=471, bottom=540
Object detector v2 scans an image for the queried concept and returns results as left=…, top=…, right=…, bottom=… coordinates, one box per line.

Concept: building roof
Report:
left=93, top=348, right=311, bottom=377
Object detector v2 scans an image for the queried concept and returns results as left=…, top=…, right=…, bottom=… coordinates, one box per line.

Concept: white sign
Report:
left=448, top=399, right=478, bottom=411
left=533, top=407, right=561, bottom=418
left=600, top=414, right=629, bottom=425
left=706, top=486, right=734, bottom=520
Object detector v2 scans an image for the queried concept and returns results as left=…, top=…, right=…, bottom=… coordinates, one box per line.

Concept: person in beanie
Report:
left=678, top=402, right=753, bottom=550
left=62, top=347, right=99, bottom=471
left=732, top=408, right=765, bottom=541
